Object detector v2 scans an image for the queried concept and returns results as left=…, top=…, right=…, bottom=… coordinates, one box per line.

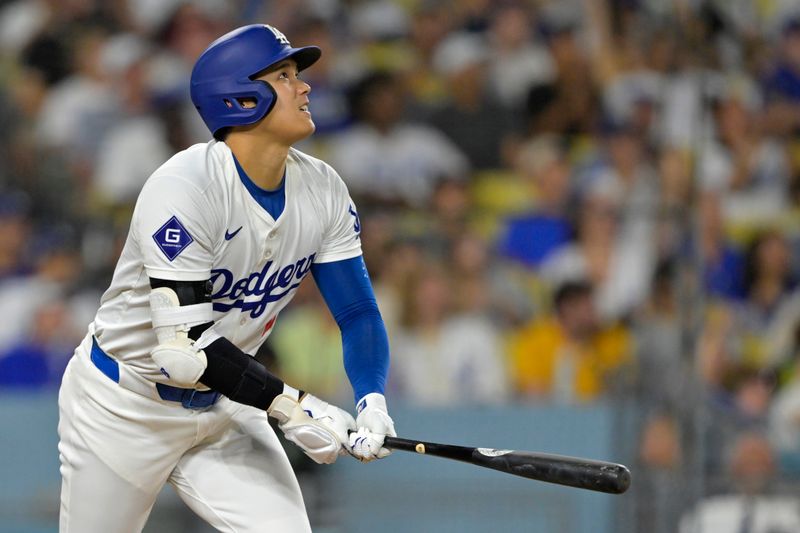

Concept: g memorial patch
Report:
left=153, top=216, right=194, bottom=261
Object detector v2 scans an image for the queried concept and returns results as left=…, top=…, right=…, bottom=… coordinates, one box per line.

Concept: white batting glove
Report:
left=268, top=393, right=356, bottom=464
left=349, top=393, right=396, bottom=463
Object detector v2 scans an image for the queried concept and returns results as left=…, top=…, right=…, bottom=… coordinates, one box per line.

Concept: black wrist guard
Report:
left=199, top=337, right=285, bottom=410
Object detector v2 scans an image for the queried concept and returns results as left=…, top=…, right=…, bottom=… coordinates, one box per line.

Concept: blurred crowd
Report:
left=3, top=0, right=800, bottom=530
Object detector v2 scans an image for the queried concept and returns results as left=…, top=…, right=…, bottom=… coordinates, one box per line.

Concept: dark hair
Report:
left=215, top=127, right=231, bottom=141
left=721, top=363, right=776, bottom=393
left=347, top=71, right=397, bottom=122
left=553, top=280, right=592, bottom=311
left=742, top=229, right=790, bottom=293
left=21, top=34, right=70, bottom=86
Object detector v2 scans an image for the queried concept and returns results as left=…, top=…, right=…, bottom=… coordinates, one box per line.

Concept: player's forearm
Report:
left=200, top=336, right=294, bottom=409
left=340, top=303, right=389, bottom=402
left=311, top=256, right=390, bottom=403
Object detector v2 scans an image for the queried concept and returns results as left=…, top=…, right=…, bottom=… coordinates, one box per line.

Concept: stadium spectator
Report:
left=91, top=34, right=173, bottom=206
left=763, top=17, right=800, bottom=136
left=328, top=71, right=469, bottom=207
left=634, top=413, right=684, bottom=533
left=575, top=118, right=660, bottom=243
left=704, top=363, right=776, bottom=479
left=35, top=28, right=117, bottom=161
left=632, top=260, right=688, bottom=412
left=0, top=301, right=76, bottom=388
left=0, top=191, right=33, bottom=281
left=495, top=135, right=573, bottom=269
left=697, top=192, right=747, bottom=301
left=539, top=174, right=656, bottom=320
left=403, top=0, right=453, bottom=114
left=679, top=432, right=800, bottom=533
left=390, top=261, right=508, bottom=406
left=653, top=147, right=693, bottom=260
left=731, top=230, right=798, bottom=364
left=699, top=76, right=791, bottom=226
left=486, top=4, right=555, bottom=110
left=428, top=32, right=517, bottom=169
left=525, top=16, right=598, bottom=138
left=508, top=280, right=631, bottom=403
left=769, top=350, right=800, bottom=476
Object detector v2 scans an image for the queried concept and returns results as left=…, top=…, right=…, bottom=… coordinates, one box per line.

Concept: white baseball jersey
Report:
left=89, top=139, right=362, bottom=385
left=58, top=140, right=360, bottom=532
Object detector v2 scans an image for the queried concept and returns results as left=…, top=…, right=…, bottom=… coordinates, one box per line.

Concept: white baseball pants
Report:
left=57, top=346, right=311, bottom=533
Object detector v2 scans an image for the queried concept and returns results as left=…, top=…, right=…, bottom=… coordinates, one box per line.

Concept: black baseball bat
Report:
left=383, top=436, right=631, bottom=494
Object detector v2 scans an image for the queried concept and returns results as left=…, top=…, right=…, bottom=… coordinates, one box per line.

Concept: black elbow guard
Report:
left=199, top=337, right=285, bottom=410
left=150, top=278, right=212, bottom=305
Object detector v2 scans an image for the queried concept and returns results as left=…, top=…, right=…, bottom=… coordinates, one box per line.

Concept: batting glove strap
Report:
left=350, top=393, right=396, bottom=463
left=301, top=394, right=357, bottom=453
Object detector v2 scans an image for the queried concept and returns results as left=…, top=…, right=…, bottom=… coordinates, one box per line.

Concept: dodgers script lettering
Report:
left=210, top=253, right=315, bottom=317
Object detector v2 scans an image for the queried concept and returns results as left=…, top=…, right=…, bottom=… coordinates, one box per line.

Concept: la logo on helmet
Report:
left=266, top=25, right=290, bottom=45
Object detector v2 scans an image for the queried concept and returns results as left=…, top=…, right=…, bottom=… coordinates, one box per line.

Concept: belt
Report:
left=90, top=337, right=219, bottom=410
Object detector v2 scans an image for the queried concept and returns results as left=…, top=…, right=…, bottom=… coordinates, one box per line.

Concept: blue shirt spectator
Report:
left=0, top=344, right=51, bottom=388
left=496, top=214, right=572, bottom=268
left=704, top=245, right=747, bottom=301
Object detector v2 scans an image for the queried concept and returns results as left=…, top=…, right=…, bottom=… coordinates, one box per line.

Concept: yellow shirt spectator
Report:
left=509, top=281, right=632, bottom=402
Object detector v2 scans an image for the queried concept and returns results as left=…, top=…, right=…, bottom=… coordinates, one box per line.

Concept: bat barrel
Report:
left=475, top=450, right=631, bottom=494
left=384, top=436, right=631, bottom=495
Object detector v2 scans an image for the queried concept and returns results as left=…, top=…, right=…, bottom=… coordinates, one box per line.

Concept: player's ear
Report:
left=237, top=97, right=258, bottom=109
left=222, top=97, right=258, bottom=110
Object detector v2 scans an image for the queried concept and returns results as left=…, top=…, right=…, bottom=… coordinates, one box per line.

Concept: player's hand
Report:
left=267, top=393, right=356, bottom=464
left=349, top=393, right=396, bottom=463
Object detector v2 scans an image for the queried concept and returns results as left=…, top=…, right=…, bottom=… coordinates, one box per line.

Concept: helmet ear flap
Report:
left=259, top=80, right=278, bottom=118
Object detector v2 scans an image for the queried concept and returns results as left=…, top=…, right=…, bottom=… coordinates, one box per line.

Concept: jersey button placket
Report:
left=264, top=229, right=277, bottom=260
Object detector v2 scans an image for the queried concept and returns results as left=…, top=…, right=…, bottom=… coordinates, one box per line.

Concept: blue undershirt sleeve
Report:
left=311, top=256, right=389, bottom=404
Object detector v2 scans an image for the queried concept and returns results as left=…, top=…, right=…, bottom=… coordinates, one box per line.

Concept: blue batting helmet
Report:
left=190, top=24, right=321, bottom=138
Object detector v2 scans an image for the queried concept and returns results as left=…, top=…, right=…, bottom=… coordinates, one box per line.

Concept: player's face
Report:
left=253, top=59, right=314, bottom=144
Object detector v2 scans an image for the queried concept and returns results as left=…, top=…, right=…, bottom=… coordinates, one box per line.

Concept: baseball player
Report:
left=57, top=24, right=395, bottom=532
